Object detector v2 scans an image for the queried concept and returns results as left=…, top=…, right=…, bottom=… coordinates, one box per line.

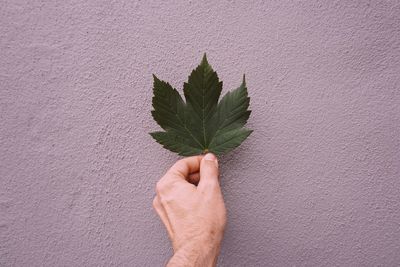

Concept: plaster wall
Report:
left=1, top=1, right=400, bottom=266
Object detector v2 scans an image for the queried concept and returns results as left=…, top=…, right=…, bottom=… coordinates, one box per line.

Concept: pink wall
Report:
left=1, top=1, right=400, bottom=266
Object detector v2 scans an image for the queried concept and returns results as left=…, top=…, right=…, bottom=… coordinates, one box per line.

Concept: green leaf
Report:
left=150, top=54, right=252, bottom=156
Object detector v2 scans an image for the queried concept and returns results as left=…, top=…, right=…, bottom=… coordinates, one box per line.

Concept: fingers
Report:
left=156, top=155, right=203, bottom=194
left=152, top=196, right=173, bottom=239
left=198, top=153, right=220, bottom=191
left=165, top=155, right=203, bottom=182
left=157, top=153, right=219, bottom=194
left=188, top=172, right=200, bottom=185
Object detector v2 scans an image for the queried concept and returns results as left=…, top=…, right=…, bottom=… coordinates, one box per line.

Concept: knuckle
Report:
left=152, top=198, right=158, bottom=209
left=159, top=196, right=168, bottom=206
left=155, top=181, right=165, bottom=194
left=174, top=159, right=185, bottom=168
left=159, top=195, right=173, bottom=206
left=169, top=161, right=184, bottom=174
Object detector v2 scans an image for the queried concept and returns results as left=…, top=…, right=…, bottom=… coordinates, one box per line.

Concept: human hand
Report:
left=153, top=153, right=227, bottom=267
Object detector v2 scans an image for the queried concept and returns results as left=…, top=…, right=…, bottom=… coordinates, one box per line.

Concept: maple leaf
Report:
left=150, top=54, right=252, bottom=156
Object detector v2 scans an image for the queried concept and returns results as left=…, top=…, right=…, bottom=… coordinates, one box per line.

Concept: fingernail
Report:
left=204, top=153, right=218, bottom=167
left=204, top=153, right=216, bottom=161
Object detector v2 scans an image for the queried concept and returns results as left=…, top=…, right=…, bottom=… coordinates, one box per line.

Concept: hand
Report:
left=153, top=153, right=227, bottom=267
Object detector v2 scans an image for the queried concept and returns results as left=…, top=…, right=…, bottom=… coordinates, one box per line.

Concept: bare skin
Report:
left=153, top=153, right=227, bottom=267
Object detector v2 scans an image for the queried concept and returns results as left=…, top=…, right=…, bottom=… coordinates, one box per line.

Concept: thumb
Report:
left=198, top=153, right=220, bottom=190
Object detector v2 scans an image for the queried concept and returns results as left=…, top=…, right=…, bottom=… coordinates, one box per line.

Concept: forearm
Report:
left=167, top=242, right=220, bottom=267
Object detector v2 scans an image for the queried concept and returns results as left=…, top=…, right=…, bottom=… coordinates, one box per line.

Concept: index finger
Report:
left=163, top=155, right=203, bottom=183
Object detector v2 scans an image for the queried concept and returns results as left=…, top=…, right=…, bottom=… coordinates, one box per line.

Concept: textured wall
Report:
left=1, top=1, right=400, bottom=266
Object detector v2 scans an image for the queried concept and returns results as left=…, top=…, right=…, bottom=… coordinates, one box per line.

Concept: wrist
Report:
left=167, top=240, right=221, bottom=267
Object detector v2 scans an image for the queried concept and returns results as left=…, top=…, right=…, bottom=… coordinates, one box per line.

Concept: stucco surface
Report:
left=1, top=1, right=400, bottom=266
